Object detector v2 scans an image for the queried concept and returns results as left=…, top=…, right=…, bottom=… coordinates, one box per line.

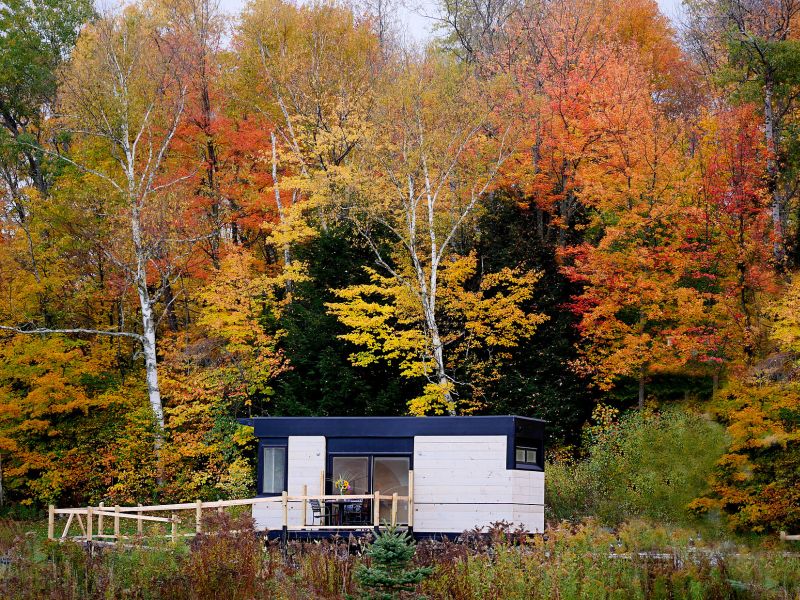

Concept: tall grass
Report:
left=0, top=518, right=797, bottom=599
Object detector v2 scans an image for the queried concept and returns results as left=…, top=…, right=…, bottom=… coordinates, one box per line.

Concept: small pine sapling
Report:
left=355, top=527, right=433, bottom=599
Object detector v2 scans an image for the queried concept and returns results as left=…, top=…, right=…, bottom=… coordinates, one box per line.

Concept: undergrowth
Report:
left=0, top=516, right=797, bottom=599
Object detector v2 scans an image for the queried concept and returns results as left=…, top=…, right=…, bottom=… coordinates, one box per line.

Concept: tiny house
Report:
left=239, top=415, right=545, bottom=537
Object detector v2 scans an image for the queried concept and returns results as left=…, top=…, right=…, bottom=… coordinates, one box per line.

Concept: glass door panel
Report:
left=373, top=457, right=410, bottom=524
left=331, top=456, right=369, bottom=494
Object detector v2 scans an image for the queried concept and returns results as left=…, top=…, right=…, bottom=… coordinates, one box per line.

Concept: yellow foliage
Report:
left=328, top=251, right=547, bottom=412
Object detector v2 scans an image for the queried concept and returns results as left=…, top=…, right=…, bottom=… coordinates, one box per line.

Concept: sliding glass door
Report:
left=330, top=456, right=369, bottom=494
left=373, top=456, right=410, bottom=523
left=328, top=455, right=411, bottom=524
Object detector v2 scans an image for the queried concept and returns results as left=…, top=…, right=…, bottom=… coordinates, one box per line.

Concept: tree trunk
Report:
left=430, top=323, right=454, bottom=413
left=422, top=292, right=455, bottom=414
left=162, top=276, right=179, bottom=332
left=638, top=371, right=646, bottom=409
left=764, top=76, right=784, bottom=263
left=271, top=132, right=293, bottom=293
left=131, top=203, right=165, bottom=447
left=139, top=294, right=165, bottom=447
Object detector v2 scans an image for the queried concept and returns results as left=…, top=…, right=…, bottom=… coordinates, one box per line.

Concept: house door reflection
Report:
left=373, top=456, right=410, bottom=523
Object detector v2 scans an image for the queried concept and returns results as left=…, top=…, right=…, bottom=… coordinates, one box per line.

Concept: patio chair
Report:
left=342, top=499, right=366, bottom=525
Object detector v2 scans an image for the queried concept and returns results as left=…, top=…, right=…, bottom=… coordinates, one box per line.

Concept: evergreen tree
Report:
left=355, top=528, right=433, bottom=600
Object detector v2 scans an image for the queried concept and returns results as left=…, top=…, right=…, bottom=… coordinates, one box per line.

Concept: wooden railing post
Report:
left=48, top=505, right=55, bottom=540
left=86, top=507, right=93, bottom=542
left=373, top=491, right=381, bottom=528
left=302, top=484, right=308, bottom=528
left=320, top=470, right=326, bottom=521
left=97, top=502, right=104, bottom=537
left=281, top=491, right=288, bottom=529
left=114, top=505, right=120, bottom=541
left=195, top=500, right=203, bottom=534
left=62, top=513, right=74, bottom=540
left=408, top=470, right=414, bottom=530
left=137, top=503, right=143, bottom=536
left=391, top=493, right=398, bottom=527
left=171, top=512, right=178, bottom=544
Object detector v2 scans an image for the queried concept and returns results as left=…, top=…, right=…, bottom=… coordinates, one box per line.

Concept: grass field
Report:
left=1, top=514, right=798, bottom=599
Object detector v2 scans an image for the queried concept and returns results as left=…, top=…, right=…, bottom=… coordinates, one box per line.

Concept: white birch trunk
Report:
left=764, top=78, right=784, bottom=262
left=271, top=132, right=293, bottom=292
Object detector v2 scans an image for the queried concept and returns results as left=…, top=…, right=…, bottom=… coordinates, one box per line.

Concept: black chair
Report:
left=309, top=499, right=325, bottom=525
left=342, top=500, right=366, bottom=525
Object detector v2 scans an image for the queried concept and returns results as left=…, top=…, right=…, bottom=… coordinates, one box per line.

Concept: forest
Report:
left=0, top=0, right=798, bottom=545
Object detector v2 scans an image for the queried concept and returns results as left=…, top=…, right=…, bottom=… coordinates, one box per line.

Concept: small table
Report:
left=324, top=499, right=368, bottom=526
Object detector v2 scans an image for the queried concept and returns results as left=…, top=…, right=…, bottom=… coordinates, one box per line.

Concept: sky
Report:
left=216, top=0, right=686, bottom=43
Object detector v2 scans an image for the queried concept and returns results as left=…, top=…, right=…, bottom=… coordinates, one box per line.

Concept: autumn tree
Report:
left=684, top=0, right=800, bottom=262
left=694, top=105, right=777, bottom=369
left=160, top=0, right=229, bottom=269
left=1, top=5, right=204, bottom=446
left=326, top=53, right=546, bottom=414
left=232, top=0, right=380, bottom=288
left=561, top=48, right=721, bottom=407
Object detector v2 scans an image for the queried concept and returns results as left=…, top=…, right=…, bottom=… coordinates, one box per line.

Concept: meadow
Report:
left=1, top=514, right=798, bottom=600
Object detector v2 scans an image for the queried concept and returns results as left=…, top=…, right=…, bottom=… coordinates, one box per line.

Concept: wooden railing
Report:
left=780, top=531, right=800, bottom=542
left=47, top=485, right=414, bottom=543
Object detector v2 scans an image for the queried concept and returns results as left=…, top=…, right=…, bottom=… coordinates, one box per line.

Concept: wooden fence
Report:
left=48, top=485, right=414, bottom=543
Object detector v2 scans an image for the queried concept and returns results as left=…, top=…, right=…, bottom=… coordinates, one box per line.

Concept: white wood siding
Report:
left=252, top=434, right=545, bottom=534
left=413, top=435, right=544, bottom=533
left=252, top=436, right=326, bottom=531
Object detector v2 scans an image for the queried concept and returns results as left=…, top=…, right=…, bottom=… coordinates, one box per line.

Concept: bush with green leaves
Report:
left=355, top=528, right=433, bottom=599
left=546, top=407, right=727, bottom=525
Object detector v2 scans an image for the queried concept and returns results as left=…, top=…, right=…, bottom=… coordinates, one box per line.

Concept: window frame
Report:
left=511, top=438, right=543, bottom=471
left=257, top=438, right=288, bottom=497
left=515, top=445, right=538, bottom=466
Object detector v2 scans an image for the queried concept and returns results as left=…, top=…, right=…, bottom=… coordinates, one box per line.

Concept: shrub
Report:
left=546, top=407, right=727, bottom=525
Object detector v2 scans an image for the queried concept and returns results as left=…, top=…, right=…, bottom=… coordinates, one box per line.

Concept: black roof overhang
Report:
left=238, top=415, right=545, bottom=439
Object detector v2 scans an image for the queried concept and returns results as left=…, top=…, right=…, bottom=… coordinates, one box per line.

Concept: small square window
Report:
left=515, top=445, right=538, bottom=467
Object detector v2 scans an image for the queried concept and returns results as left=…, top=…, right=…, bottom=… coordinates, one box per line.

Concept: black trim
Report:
left=327, top=437, right=413, bottom=454
left=239, top=415, right=544, bottom=438
left=241, top=416, right=547, bottom=491
left=514, top=463, right=544, bottom=472
left=256, top=438, right=288, bottom=497
left=414, top=502, right=543, bottom=506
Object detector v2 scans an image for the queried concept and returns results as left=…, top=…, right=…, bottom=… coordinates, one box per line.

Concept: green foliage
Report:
left=272, top=225, right=420, bottom=416
left=471, top=194, right=596, bottom=442
left=355, top=528, right=433, bottom=599
left=546, top=408, right=727, bottom=525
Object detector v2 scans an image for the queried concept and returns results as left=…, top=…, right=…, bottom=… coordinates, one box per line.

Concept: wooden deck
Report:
left=47, top=487, right=413, bottom=543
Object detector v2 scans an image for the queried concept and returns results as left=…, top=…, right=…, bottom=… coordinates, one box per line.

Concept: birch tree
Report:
left=328, top=53, right=535, bottom=414
left=2, top=7, right=193, bottom=446
left=233, top=0, right=379, bottom=284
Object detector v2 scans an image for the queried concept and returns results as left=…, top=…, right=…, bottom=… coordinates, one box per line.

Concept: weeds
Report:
left=0, top=519, right=796, bottom=599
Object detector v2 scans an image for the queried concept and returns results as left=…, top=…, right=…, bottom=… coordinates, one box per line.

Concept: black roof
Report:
left=239, top=415, right=545, bottom=439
